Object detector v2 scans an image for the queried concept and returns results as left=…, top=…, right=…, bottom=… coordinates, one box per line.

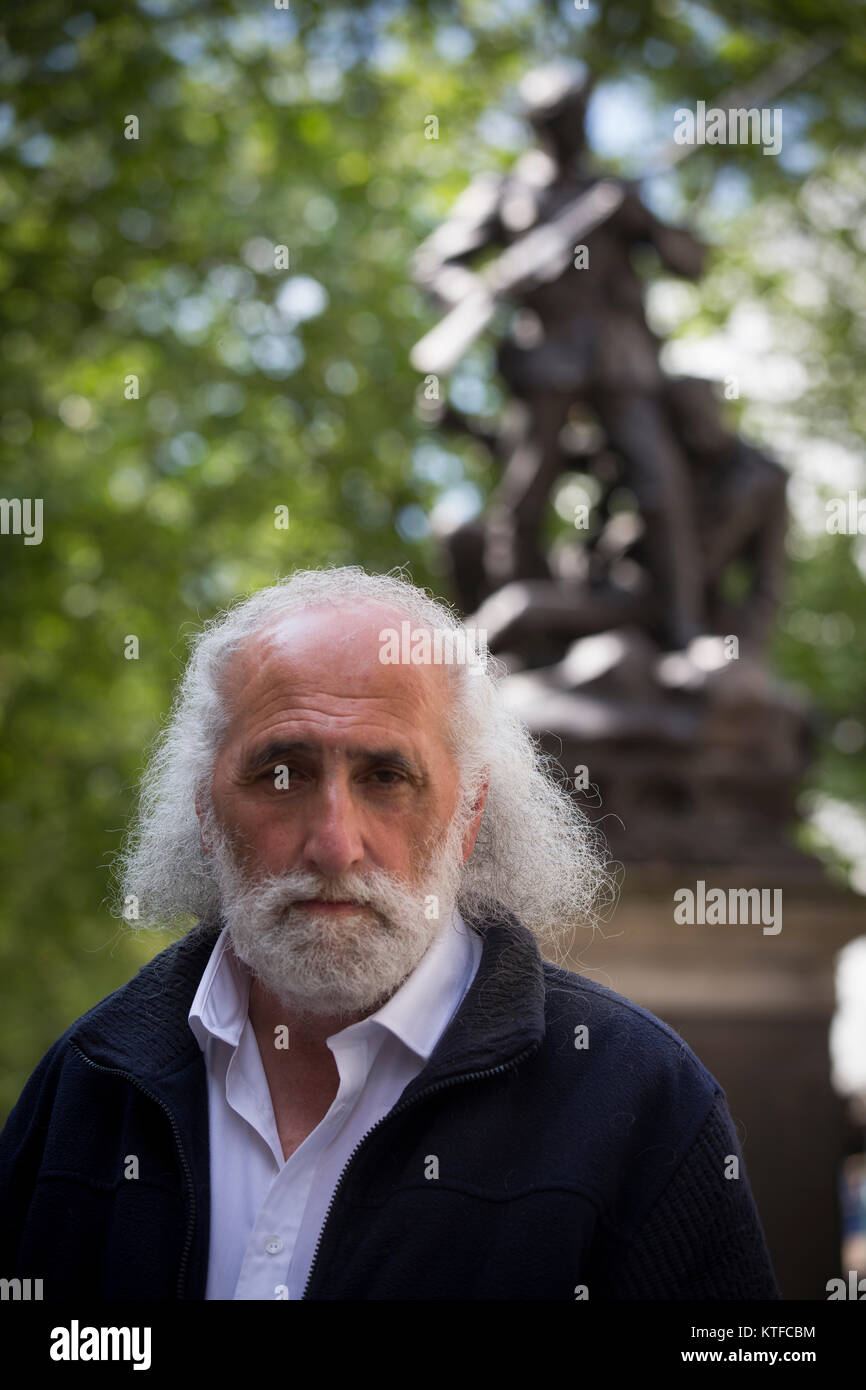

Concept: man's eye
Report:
left=252, top=767, right=406, bottom=785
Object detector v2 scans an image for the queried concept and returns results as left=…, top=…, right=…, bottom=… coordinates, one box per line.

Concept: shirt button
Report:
left=265, top=1235, right=284, bottom=1255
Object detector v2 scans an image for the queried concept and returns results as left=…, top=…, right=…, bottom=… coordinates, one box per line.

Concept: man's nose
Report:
left=300, top=777, right=366, bottom=878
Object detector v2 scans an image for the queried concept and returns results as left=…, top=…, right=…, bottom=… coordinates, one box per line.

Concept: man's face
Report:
left=199, top=603, right=485, bottom=1018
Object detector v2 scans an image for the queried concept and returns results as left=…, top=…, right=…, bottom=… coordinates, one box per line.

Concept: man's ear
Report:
left=461, top=777, right=489, bottom=863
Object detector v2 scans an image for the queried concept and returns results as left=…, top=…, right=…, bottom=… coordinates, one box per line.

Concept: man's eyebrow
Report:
left=241, top=740, right=424, bottom=778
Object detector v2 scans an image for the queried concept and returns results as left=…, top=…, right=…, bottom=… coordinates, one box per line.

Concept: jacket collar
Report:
left=71, top=907, right=547, bottom=1085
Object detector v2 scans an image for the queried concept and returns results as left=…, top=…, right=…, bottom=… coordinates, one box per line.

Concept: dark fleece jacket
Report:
left=0, top=909, right=780, bottom=1300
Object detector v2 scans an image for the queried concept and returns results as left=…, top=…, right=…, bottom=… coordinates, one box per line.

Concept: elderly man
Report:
left=0, top=567, right=779, bottom=1299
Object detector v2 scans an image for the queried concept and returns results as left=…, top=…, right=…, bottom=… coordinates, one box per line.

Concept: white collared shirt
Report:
left=188, top=909, right=482, bottom=1300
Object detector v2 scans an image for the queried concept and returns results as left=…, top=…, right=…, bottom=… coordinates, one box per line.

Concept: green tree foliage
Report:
left=1, top=0, right=864, bottom=1113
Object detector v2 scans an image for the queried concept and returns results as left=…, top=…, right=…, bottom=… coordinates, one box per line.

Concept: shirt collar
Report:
left=188, top=906, right=479, bottom=1064
left=188, top=930, right=250, bottom=1053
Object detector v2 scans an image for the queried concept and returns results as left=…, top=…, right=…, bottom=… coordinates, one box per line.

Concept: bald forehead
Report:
left=221, top=602, right=457, bottom=737
left=256, top=604, right=412, bottom=665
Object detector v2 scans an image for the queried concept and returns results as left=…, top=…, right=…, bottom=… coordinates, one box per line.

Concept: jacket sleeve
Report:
left=0, top=1037, right=67, bottom=1270
left=608, top=1089, right=782, bottom=1299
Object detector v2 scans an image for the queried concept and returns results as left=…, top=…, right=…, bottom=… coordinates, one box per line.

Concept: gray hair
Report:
left=114, top=567, right=618, bottom=958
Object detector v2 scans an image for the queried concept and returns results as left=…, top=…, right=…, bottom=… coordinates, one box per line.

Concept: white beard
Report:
left=209, top=815, right=467, bottom=1021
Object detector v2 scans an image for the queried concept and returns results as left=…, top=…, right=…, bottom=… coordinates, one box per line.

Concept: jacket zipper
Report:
left=70, top=1043, right=198, bottom=1300
left=300, top=1040, right=541, bottom=1299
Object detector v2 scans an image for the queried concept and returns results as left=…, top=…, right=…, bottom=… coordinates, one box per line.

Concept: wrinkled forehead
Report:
left=220, top=603, right=459, bottom=746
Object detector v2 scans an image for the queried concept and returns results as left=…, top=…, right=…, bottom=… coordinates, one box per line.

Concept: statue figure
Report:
left=412, top=61, right=709, bottom=652
left=409, top=61, right=814, bottom=867
left=438, top=374, right=789, bottom=666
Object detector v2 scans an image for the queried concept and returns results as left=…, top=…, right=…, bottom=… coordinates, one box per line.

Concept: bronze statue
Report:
left=437, top=374, right=789, bottom=665
left=409, top=62, right=814, bottom=867
left=412, top=62, right=709, bottom=652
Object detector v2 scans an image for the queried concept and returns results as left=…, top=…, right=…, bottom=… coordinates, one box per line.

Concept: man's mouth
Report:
left=294, top=898, right=368, bottom=913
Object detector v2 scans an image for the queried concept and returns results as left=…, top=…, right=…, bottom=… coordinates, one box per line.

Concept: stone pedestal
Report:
left=549, top=863, right=864, bottom=1299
